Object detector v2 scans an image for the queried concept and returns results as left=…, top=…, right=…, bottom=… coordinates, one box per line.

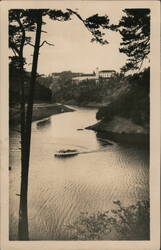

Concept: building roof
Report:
left=81, top=74, right=95, bottom=77
left=99, top=70, right=116, bottom=73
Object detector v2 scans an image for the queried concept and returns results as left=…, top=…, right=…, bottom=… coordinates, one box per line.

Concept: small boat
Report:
left=54, top=149, right=79, bottom=158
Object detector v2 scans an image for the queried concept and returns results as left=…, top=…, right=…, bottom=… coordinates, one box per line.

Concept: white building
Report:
left=72, top=68, right=116, bottom=84
left=99, top=70, right=116, bottom=78
left=72, top=75, right=97, bottom=84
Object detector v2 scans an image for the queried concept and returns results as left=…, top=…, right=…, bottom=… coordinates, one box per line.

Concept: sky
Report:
left=22, top=2, right=128, bottom=75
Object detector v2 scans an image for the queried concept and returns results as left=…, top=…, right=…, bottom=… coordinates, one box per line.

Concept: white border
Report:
left=0, top=2, right=160, bottom=250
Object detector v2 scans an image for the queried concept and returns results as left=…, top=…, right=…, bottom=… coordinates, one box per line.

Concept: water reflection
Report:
left=36, top=118, right=51, bottom=130
left=96, top=136, right=113, bottom=147
left=97, top=131, right=149, bottom=150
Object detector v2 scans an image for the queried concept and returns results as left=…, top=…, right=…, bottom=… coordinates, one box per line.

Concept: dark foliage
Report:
left=9, top=63, right=52, bottom=105
left=9, top=62, right=21, bottom=105
left=52, top=78, right=104, bottom=105
left=74, top=80, right=103, bottom=104
left=65, top=200, right=150, bottom=240
left=118, top=9, right=150, bottom=72
left=96, top=68, right=150, bottom=127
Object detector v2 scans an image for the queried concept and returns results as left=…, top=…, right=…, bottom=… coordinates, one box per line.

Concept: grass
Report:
left=9, top=103, right=74, bottom=126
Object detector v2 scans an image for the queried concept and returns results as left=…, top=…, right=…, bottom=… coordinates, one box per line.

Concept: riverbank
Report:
left=10, top=103, right=74, bottom=126
left=86, top=116, right=149, bottom=146
left=62, top=100, right=109, bottom=109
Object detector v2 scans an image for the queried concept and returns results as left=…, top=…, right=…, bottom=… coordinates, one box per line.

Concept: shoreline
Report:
left=62, top=103, right=149, bottom=147
left=10, top=103, right=74, bottom=127
left=86, top=117, right=149, bottom=147
left=62, top=100, right=108, bottom=109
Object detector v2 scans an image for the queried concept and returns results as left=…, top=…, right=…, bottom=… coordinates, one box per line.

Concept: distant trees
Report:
left=32, top=80, right=52, bottom=102
left=118, top=9, right=150, bottom=72
left=74, top=80, right=103, bottom=104
left=51, top=78, right=109, bottom=105
left=49, top=72, right=127, bottom=106
left=9, top=64, right=52, bottom=105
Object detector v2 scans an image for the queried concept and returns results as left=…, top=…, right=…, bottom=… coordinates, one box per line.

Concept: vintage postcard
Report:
left=0, top=1, right=160, bottom=250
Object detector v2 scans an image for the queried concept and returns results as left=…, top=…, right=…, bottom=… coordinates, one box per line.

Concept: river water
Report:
left=9, top=107, right=149, bottom=240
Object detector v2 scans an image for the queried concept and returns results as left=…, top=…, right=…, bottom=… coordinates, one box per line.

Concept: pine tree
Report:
left=118, top=9, right=150, bottom=72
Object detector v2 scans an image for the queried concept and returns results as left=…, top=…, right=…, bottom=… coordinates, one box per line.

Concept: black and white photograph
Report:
left=0, top=1, right=160, bottom=249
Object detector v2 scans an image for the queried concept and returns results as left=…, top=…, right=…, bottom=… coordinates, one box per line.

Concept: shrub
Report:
left=65, top=200, right=150, bottom=240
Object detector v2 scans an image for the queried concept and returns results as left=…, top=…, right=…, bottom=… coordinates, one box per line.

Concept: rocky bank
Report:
left=86, top=116, right=149, bottom=146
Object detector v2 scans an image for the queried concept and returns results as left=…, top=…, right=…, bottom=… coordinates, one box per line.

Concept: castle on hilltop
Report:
left=72, top=67, right=116, bottom=84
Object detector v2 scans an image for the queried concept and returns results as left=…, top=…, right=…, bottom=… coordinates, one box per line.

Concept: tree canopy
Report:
left=118, top=9, right=150, bottom=72
left=9, top=8, right=111, bottom=68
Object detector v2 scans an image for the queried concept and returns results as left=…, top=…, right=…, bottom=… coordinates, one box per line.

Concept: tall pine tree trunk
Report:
left=18, top=60, right=28, bottom=240
left=18, top=11, right=43, bottom=240
left=16, top=14, right=29, bottom=240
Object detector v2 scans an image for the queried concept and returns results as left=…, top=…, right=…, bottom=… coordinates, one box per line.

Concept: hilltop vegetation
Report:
left=43, top=71, right=128, bottom=106
left=40, top=67, right=149, bottom=131
left=96, top=68, right=149, bottom=128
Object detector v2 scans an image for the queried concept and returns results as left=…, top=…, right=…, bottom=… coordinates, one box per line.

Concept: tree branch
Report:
left=10, top=42, right=21, bottom=56
left=26, top=42, right=35, bottom=47
left=15, top=13, right=26, bottom=58
left=67, top=8, right=91, bottom=35
left=67, top=8, right=108, bottom=45
left=39, top=40, right=55, bottom=48
left=11, top=47, right=17, bottom=57
left=67, top=8, right=84, bottom=22
left=138, top=54, right=146, bottom=71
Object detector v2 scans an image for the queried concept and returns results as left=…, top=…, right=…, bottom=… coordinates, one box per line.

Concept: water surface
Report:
left=9, top=107, right=149, bottom=240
